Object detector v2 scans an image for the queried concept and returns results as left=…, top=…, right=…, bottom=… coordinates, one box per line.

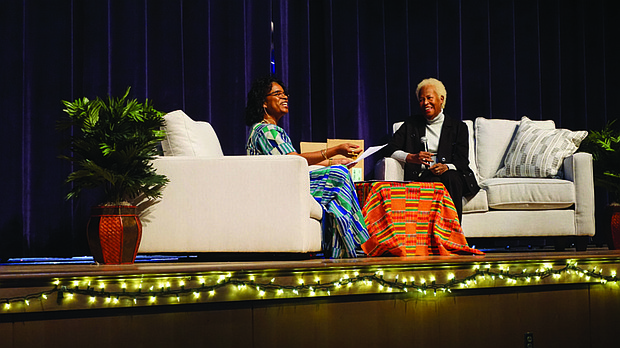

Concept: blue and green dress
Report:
left=246, top=122, right=369, bottom=258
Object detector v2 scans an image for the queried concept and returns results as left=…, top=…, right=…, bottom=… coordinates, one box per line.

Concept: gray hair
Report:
left=416, top=78, right=447, bottom=109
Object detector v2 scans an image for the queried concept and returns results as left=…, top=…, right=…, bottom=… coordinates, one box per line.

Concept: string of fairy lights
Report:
left=1, top=260, right=619, bottom=311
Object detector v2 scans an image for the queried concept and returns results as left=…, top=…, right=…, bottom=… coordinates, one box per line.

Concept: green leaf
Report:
left=58, top=87, right=168, bottom=203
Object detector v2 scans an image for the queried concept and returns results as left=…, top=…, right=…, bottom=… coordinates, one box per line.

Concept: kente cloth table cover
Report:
left=355, top=181, right=484, bottom=257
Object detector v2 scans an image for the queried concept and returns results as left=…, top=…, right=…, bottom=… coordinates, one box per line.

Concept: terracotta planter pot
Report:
left=87, top=205, right=142, bottom=264
left=611, top=205, right=620, bottom=250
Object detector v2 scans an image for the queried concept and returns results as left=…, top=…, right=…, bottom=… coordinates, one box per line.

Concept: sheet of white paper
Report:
left=351, top=144, right=387, bottom=164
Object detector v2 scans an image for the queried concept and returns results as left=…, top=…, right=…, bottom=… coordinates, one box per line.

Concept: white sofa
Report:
left=375, top=117, right=595, bottom=249
left=135, top=111, right=323, bottom=254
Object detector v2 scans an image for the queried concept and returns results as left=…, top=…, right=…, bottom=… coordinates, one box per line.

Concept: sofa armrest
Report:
left=563, top=152, right=595, bottom=236
left=136, top=155, right=322, bottom=252
left=374, top=157, right=405, bottom=181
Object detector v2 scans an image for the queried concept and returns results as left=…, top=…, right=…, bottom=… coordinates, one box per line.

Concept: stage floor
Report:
left=2, top=247, right=620, bottom=281
left=2, top=248, right=620, bottom=348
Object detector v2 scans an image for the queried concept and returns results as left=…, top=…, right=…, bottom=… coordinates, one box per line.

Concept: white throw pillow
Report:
left=475, top=117, right=555, bottom=180
left=495, top=116, right=587, bottom=178
left=161, top=110, right=224, bottom=157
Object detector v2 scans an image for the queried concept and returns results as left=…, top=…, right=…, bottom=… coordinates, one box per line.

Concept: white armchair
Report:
left=136, top=111, right=323, bottom=254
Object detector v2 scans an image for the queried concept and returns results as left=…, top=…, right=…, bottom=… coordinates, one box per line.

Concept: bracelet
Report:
left=321, top=149, right=328, bottom=160
left=328, top=158, right=332, bottom=166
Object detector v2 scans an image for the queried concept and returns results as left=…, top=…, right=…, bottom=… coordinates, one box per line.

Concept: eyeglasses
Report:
left=266, top=91, right=288, bottom=99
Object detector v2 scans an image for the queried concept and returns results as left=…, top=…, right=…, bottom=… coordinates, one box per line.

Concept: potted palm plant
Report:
left=58, top=87, right=168, bottom=264
left=580, top=120, right=620, bottom=249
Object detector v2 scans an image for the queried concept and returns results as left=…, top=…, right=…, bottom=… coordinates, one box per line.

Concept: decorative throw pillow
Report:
left=495, top=116, right=588, bottom=178
left=161, top=110, right=224, bottom=157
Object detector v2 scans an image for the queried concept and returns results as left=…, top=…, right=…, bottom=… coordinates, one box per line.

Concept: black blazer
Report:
left=383, top=114, right=480, bottom=196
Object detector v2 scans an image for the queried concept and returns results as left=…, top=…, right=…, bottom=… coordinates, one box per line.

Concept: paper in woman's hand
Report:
left=350, top=144, right=387, bottom=164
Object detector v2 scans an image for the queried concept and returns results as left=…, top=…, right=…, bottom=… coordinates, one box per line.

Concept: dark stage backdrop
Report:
left=2, top=0, right=618, bottom=257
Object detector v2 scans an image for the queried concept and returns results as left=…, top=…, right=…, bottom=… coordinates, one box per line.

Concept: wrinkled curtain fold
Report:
left=2, top=0, right=617, bottom=257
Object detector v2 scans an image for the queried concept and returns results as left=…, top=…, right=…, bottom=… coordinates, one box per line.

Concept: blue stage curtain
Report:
left=0, top=0, right=273, bottom=257
left=1, top=0, right=618, bottom=257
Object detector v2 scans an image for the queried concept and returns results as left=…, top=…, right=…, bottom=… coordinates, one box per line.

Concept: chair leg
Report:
left=554, top=237, right=567, bottom=251
left=575, top=236, right=589, bottom=251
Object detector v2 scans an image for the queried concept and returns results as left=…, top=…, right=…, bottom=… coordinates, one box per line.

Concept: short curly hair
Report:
left=245, top=76, right=287, bottom=126
left=415, top=78, right=447, bottom=109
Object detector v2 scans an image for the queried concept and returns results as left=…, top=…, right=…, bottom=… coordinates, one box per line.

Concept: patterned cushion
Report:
left=495, top=116, right=587, bottom=178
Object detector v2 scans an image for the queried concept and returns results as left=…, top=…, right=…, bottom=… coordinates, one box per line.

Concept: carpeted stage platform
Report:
left=2, top=248, right=620, bottom=347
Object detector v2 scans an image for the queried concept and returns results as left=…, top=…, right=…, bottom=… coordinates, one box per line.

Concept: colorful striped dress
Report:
left=246, top=122, right=369, bottom=258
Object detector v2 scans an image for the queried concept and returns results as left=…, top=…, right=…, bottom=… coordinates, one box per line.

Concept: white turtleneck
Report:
left=391, top=111, right=455, bottom=170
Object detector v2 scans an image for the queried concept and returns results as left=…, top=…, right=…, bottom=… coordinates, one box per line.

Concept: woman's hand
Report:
left=336, top=143, right=363, bottom=158
left=429, top=163, right=448, bottom=176
left=330, top=157, right=354, bottom=166
left=305, top=143, right=362, bottom=167
left=406, top=151, right=433, bottom=166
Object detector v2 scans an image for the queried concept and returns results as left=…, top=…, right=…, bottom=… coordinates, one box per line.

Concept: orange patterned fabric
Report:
left=356, top=182, right=484, bottom=257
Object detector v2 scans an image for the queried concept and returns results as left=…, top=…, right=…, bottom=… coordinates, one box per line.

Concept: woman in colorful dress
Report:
left=245, top=76, right=369, bottom=258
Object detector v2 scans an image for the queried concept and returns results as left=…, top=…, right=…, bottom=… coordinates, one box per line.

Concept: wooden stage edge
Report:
left=1, top=248, right=620, bottom=318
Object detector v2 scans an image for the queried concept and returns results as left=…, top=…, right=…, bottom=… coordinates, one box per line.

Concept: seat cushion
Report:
left=308, top=193, right=323, bottom=220
left=481, top=177, right=576, bottom=210
left=495, top=116, right=588, bottom=178
left=161, top=110, right=224, bottom=157
left=463, top=189, right=489, bottom=213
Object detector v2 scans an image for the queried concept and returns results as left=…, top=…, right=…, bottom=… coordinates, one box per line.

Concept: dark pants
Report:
left=417, top=170, right=465, bottom=222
